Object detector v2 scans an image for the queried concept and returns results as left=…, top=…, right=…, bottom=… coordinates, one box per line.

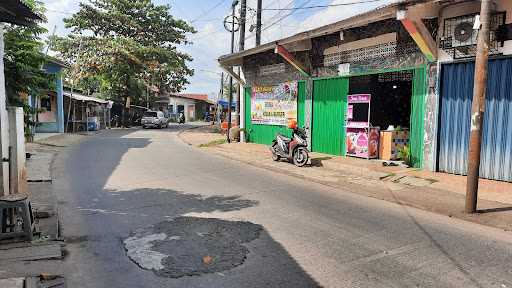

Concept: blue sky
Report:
left=41, top=0, right=394, bottom=96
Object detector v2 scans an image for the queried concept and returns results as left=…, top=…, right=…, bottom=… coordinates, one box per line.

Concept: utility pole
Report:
left=236, top=0, right=246, bottom=130
left=466, top=0, right=492, bottom=214
left=219, top=72, right=224, bottom=125
left=227, top=0, right=238, bottom=143
left=239, top=0, right=246, bottom=51
left=256, top=0, right=262, bottom=46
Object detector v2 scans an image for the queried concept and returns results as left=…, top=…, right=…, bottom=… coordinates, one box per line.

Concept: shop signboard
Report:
left=251, top=82, right=298, bottom=126
left=346, top=94, right=379, bottom=159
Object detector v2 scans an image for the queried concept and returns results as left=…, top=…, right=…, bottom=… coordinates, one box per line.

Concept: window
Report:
left=143, top=111, right=158, bottom=117
left=41, top=97, right=51, bottom=111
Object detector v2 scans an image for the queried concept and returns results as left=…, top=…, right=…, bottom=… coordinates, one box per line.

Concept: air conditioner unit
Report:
left=452, top=17, right=478, bottom=47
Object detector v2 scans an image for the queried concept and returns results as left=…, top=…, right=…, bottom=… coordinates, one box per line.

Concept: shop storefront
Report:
left=433, top=0, right=512, bottom=182
left=438, top=58, right=512, bottom=182
left=219, top=0, right=452, bottom=170
left=310, top=67, right=427, bottom=168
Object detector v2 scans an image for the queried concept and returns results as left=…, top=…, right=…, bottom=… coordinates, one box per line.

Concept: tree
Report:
left=53, top=0, right=195, bottom=110
left=4, top=0, right=52, bottom=106
left=3, top=0, right=52, bottom=140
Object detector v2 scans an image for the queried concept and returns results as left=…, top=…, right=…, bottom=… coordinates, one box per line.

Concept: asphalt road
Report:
left=50, top=125, right=512, bottom=287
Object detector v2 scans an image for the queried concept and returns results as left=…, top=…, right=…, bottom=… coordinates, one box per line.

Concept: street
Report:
left=3, top=0, right=512, bottom=287
left=37, top=125, right=512, bottom=288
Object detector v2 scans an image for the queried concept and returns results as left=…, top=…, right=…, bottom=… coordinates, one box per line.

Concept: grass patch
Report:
left=425, top=178, right=439, bottom=184
left=198, top=138, right=227, bottom=147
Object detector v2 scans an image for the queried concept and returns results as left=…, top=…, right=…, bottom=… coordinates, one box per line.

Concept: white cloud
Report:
left=39, top=0, right=398, bottom=95
left=42, top=0, right=78, bottom=37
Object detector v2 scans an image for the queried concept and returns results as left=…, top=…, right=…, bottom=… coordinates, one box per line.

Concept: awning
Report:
left=0, top=0, right=42, bottom=26
left=64, top=92, right=109, bottom=105
left=218, top=99, right=237, bottom=109
left=218, top=0, right=433, bottom=67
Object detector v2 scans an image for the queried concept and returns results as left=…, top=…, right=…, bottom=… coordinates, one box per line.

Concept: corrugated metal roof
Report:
left=0, top=0, right=42, bottom=26
left=176, top=93, right=209, bottom=101
left=218, top=0, right=437, bottom=66
left=64, top=92, right=109, bottom=104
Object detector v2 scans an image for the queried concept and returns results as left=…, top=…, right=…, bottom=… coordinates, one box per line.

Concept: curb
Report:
left=177, top=124, right=223, bottom=146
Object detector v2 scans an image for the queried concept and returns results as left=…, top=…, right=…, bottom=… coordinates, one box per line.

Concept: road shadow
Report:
left=48, top=128, right=322, bottom=287
left=101, top=187, right=259, bottom=219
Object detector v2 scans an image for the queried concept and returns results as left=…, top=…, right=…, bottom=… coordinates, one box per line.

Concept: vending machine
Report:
left=346, top=94, right=379, bottom=159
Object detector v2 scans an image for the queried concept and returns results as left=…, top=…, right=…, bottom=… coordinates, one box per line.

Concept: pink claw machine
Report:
left=345, top=94, right=379, bottom=159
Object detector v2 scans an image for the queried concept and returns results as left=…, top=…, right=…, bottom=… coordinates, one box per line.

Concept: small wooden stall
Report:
left=64, top=92, right=112, bottom=132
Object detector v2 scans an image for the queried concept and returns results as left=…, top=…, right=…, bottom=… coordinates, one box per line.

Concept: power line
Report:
left=45, top=8, right=74, bottom=15
left=190, top=0, right=228, bottom=23
left=244, top=0, right=312, bottom=42
left=256, top=0, right=385, bottom=11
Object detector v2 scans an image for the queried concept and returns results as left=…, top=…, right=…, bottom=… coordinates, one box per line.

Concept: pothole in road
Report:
left=124, top=217, right=262, bottom=278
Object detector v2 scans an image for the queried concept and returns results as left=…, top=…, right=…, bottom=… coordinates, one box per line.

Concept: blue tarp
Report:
left=218, top=99, right=237, bottom=109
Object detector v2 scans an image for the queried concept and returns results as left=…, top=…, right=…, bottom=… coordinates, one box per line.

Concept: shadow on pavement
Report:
left=51, top=128, right=322, bottom=287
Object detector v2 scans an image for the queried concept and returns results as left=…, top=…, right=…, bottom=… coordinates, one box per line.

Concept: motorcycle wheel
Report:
left=293, top=147, right=308, bottom=167
left=271, top=143, right=281, bottom=161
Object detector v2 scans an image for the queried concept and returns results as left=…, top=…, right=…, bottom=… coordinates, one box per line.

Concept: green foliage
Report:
left=52, top=0, right=196, bottom=104
left=3, top=0, right=52, bottom=106
left=198, top=139, right=227, bottom=148
left=3, top=0, right=53, bottom=141
left=398, top=145, right=412, bottom=167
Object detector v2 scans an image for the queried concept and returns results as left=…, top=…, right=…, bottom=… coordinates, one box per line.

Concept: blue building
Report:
left=30, top=58, right=68, bottom=133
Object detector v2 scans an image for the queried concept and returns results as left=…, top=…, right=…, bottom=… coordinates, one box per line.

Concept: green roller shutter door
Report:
left=410, top=66, right=427, bottom=168
left=244, top=82, right=306, bottom=145
left=312, top=78, right=348, bottom=155
left=298, top=81, right=306, bottom=128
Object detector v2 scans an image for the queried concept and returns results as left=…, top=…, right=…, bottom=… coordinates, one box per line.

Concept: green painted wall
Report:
left=311, top=77, right=348, bottom=155
left=298, top=81, right=306, bottom=128
left=244, top=81, right=306, bottom=145
left=410, top=66, right=427, bottom=168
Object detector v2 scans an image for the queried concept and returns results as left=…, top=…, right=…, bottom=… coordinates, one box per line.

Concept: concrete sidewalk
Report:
left=23, top=133, right=89, bottom=240
left=179, top=125, right=512, bottom=232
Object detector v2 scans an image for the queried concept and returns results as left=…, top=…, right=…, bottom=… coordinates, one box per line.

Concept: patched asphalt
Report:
left=125, top=217, right=262, bottom=278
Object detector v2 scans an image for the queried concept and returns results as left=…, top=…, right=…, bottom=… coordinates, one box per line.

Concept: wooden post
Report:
left=466, top=0, right=492, bottom=213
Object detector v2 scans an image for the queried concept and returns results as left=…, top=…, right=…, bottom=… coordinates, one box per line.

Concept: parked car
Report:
left=141, top=111, right=168, bottom=129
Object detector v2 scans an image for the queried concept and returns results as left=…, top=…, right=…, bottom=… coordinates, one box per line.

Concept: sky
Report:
left=41, top=0, right=395, bottom=97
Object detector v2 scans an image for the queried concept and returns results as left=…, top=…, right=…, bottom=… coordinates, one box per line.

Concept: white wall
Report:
left=0, top=24, right=9, bottom=196
left=168, top=96, right=196, bottom=122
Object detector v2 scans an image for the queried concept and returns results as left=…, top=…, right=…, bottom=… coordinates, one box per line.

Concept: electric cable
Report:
left=258, top=0, right=386, bottom=11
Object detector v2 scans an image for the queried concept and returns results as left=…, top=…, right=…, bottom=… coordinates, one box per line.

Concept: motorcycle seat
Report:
left=276, top=134, right=291, bottom=142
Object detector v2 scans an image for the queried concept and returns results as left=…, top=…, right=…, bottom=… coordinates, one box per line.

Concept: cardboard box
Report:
left=379, top=130, right=409, bottom=160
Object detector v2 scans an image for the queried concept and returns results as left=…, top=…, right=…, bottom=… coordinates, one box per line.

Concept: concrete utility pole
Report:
left=239, top=0, right=246, bottom=52
left=256, top=0, right=262, bottom=46
left=219, top=72, right=224, bottom=124
left=0, top=24, right=9, bottom=196
left=236, top=0, right=246, bottom=130
left=466, top=0, right=492, bottom=214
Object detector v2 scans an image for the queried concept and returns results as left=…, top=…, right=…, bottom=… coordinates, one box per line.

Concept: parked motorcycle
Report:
left=270, top=124, right=309, bottom=167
